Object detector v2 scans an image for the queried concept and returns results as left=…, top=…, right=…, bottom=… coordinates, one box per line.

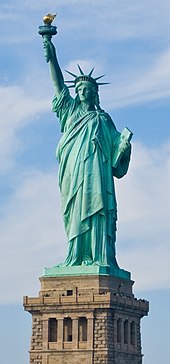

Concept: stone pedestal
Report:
left=24, top=272, right=149, bottom=364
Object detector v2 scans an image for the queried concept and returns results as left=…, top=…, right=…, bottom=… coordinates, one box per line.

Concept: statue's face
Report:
left=76, top=81, right=95, bottom=103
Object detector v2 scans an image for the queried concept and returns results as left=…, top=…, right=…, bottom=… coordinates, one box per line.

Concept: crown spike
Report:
left=65, top=80, right=75, bottom=83
left=88, top=67, right=95, bottom=77
left=77, top=64, right=85, bottom=75
left=65, top=70, right=77, bottom=78
left=95, top=75, right=105, bottom=81
left=65, top=67, right=109, bottom=89
left=97, top=82, right=110, bottom=86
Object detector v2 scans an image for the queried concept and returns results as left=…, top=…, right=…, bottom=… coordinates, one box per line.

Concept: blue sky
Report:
left=0, top=1, right=170, bottom=363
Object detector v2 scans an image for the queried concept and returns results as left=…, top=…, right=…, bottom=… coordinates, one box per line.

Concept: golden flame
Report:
left=43, top=13, right=57, bottom=25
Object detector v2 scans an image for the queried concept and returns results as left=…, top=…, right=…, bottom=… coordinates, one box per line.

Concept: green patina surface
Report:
left=44, top=265, right=131, bottom=279
left=39, top=17, right=132, bottom=278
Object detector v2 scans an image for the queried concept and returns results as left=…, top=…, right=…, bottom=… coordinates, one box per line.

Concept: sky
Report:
left=0, top=1, right=170, bottom=363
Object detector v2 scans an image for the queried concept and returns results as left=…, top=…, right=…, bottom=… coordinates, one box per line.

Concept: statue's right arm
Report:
left=43, top=39, right=64, bottom=98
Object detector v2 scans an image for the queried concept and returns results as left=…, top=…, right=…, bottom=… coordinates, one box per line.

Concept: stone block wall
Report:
left=30, top=314, right=43, bottom=364
left=24, top=274, right=149, bottom=364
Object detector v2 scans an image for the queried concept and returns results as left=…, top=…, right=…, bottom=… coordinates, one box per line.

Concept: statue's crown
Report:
left=65, top=65, right=109, bottom=91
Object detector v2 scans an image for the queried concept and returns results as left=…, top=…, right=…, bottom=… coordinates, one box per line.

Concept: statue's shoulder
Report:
left=99, top=110, right=117, bottom=129
left=52, top=85, right=75, bottom=113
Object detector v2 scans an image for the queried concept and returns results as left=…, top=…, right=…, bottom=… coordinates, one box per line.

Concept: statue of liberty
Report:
left=40, top=15, right=132, bottom=269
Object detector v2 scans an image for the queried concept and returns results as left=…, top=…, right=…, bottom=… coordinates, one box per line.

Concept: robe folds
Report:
left=52, top=86, right=131, bottom=267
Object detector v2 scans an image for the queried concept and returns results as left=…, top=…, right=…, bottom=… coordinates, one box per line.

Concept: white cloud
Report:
left=0, top=140, right=170, bottom=304
left=101, top=49, right=170, bottom=109
left=0, top=170, right=66, bottom=304
left=1, top=1, right=170, bottom=44
left=0, top=84, right=50, bottom=173
left=120, top=244, right=170, bottom=293
left=116, top=141, right=170, bottom=291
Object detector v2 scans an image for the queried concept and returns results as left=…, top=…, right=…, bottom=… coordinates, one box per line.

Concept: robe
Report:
left=52, top=86, right=131, bottom=267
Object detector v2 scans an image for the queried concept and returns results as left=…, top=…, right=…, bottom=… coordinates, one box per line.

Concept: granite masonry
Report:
left=24, top=274, right=149, bottom=364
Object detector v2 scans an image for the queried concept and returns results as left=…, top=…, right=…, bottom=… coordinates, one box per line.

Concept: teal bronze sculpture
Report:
left=39, top=15, right=132, bottom=271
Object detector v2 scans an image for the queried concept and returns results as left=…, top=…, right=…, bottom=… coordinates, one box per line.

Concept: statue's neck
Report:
left=80, top=101, right=95, bottom=112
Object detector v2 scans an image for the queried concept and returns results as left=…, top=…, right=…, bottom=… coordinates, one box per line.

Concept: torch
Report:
left=38, top=14, right=57, bottom=62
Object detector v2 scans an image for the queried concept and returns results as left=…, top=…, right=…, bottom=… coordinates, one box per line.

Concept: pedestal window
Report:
left=130, top=321, right=135, bottom=345
left=63, top=317, right=72, bottom=342
left=78, top=317, right=87, bottom=342
left=48, top=318, right=57, bottom=342
left=124, top=320, right=128, bottom=344
left=117, top=318, right=121, bottom=343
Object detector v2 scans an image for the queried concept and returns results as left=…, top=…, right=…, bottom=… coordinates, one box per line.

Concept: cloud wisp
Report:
left=116, top=141, right=170, bottom=291
left=100, top=48, right=170, bottom=109
left=1, top=1, right=170, bottom=45
left=0, top=170, right=66, bottom=304
left=0, top=83, right=50, bottom=173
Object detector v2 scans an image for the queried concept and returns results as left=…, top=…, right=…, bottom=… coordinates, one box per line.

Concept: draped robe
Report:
left=52, top=86, right=131, bottom=267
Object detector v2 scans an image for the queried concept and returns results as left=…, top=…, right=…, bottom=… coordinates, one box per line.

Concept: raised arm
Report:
left=43, top=39, right=65, bottom=98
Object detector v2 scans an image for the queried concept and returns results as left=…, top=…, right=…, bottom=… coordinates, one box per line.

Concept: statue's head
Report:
left=65, top=65, right=109, bottom=109
left=75, top=81, right=97, bottom=105
left=75, top=75, right=99, bottom=93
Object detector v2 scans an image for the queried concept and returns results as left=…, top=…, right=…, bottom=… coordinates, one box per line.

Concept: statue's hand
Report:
left=43, top=38, right=56, bottom=63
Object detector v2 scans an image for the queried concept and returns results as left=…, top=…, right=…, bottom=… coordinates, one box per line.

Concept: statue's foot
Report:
left=82, top=260, right=93, bottom=266
left=54, top=262, right=66, bottom=267
left=92, top=261, right=109, bottom=267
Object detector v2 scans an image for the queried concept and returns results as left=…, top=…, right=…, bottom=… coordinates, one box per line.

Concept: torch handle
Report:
left=42, top=35, right=52, bottom=63
left=38, top=24, right=57, bottom=63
